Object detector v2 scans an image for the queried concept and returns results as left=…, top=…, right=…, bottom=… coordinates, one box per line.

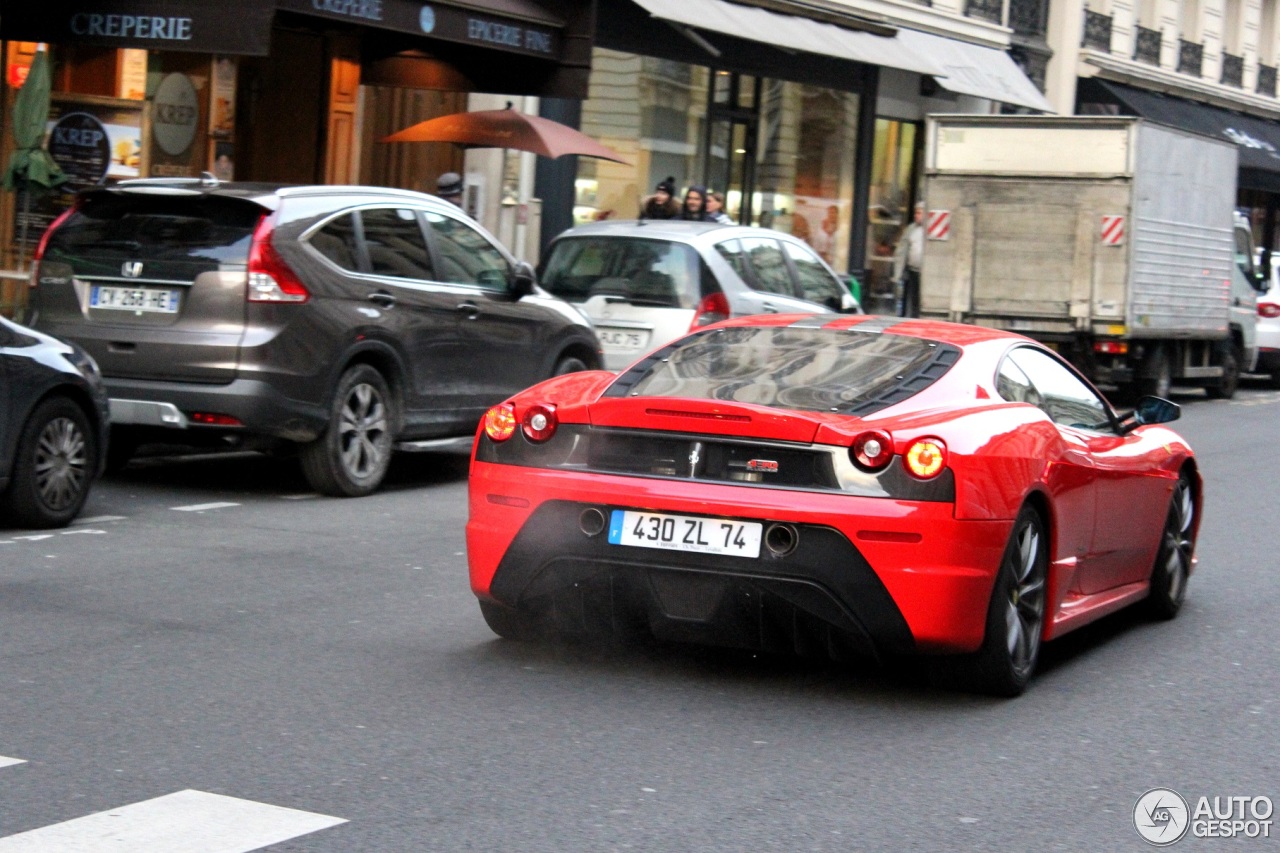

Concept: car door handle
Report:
left=456, top=301, right=481, bottom=319
left=368, top=291, right=396, bottom=308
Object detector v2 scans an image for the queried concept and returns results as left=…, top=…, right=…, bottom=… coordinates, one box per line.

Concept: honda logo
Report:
left=121, top=261, right=143, bottom=278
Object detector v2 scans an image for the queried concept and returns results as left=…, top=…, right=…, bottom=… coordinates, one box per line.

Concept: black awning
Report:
left=0, top=0, right=274, bottom=55
left=1084, top=79, right=1280, bottom=191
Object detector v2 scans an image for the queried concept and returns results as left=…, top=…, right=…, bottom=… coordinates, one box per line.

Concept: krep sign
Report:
left=152, top=74, right=199, bottom=157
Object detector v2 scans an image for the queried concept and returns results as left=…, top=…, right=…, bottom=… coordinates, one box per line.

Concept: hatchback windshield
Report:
left=619, top=326, right=948, bottom=413
left=43, top=193, right=263, bottom=267
left=541, top=237, right=703, bottom=308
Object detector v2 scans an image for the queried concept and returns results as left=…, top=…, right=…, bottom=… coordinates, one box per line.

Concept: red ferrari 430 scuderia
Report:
left=466, top=315, right=1200, bottom=695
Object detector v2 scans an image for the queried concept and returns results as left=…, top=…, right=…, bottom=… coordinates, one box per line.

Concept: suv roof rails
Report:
left=117, top=172, right=221, bottom=189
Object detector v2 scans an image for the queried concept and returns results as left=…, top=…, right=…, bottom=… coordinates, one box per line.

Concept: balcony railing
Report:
left=1009, top=0, right=1049, bottom=38
left=965, top=0, right=1003, bottom=25
left=1178, top=39, right=1203, bottom=77
left=1260, top=64, right=1278, bottom=97
left=1134, top=26, right=1162, bottom=66
left=1221, top=52, right=1244, bottom=87
left=1082, top=9, right=1113, bottom=51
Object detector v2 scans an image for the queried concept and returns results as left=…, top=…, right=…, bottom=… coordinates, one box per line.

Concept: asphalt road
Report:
left=1, top=386, right=1277, bottom=851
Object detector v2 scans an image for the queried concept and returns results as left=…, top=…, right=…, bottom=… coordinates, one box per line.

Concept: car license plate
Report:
left=597, top=327, right=650, bottom=349
left=90, top=285, right=180, bottom=313
left=607, top=510, right=762, bottom=558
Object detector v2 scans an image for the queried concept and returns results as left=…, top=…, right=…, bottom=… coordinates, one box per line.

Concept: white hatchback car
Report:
left=539, top=220, right=860, bottom=370
left=1257, top=263, right=1280, bottom=388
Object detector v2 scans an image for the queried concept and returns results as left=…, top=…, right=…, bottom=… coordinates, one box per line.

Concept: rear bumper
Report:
left=468, top=460, right=1012, bottom=656
left=103, top=376, right=328, bottom=442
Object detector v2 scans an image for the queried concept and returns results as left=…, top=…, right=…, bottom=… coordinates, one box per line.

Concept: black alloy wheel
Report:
left=4, top=396, right=98, bottom=528
left=1146, top=472, right=1194, bottom=620
left=300, top=364, right=395, bottom=497
left=941, top=505, right=1048, bottom=697
left=553, top=355, right=590, bottom=376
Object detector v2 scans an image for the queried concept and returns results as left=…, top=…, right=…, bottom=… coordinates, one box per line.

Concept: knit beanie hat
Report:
left=656, top=176, right=676, bottom=196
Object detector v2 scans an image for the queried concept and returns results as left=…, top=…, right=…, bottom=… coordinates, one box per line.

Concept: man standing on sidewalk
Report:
left=893, top=201, right=925, bottom=317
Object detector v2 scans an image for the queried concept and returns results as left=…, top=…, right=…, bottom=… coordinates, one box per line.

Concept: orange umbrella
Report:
left=382, top=107, right=629, bottom=164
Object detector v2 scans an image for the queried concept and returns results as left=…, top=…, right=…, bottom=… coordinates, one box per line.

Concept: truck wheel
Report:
left=1205, top=343, right=1241, bottom=399
left=300, top=364, right=395, bottom=497
left=1136, top=346, right=1172, bottom=399
left=3, top=397, right=99, bottom=528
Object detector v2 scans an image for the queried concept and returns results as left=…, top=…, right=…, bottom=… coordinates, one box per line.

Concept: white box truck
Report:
left=918, top=115, right=1262, bottom=399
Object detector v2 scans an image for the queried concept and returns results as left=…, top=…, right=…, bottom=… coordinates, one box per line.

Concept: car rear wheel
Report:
left=553, top=355, right=589, bottom=376
left=1146, top=473, right=1194, bottom=620
left=300, top=364, right=394, bottom=497
left=4, top=396, right=98, bottom=528
left=942, top=505, right=1047, bottom=697
left=479, top=600, right=538, bottom=640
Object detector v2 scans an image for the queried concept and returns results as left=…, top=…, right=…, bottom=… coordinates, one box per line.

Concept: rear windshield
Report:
left=615, top=326, right=950, bottom=413
left=44, top=193, right=264, bottom=267
left=541, top=237, right=704, bottom=308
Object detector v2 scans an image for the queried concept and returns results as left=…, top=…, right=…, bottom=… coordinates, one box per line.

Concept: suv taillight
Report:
left=1260, top=303, right=1280, bottom=319
left=29, top=207, right=76, bottom=288
left=247, top=214, right=309, bottom=303
left=689, top=292, right=730, bottom=330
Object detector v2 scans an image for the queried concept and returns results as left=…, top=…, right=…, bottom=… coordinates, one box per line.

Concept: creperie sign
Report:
left=70, top=13, right=193, bottom=42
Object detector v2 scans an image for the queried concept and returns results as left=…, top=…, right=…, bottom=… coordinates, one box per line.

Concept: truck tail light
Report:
left=689, top=292, right=730, bottom=329
left=1093, top=340, right=1129, bottom=355
left=247, top=214, right=309, bottom=303
left=850, top=430, right=893, bottom=471
left=904, top=438, right=947, bottom=479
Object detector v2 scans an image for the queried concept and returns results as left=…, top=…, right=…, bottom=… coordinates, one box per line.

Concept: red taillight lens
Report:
left=1259, top=303, right=1280, bottom=319
left=689, top=292, right=730, bottom=330
left=904, top=438, right=947, bottom=479
left=484, top=403, right=517, bottom=442
left=29, top=207, right=77, bottom=287
left=851, top=430, right=893, bottom=470
left=521, top=403, right=558, bottom=443
left=189, top=412, right=243, bottom=426
left=247, top=214, right=309, bottom=303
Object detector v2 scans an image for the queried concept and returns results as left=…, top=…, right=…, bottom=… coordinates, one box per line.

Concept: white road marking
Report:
left=73, top=515, right=126, bottom=525
left=0, top=757, right=26, bottom=769
left=170, top=502, right=241, bottom=512
left=0, top=789, right=346, bottom=852
left=10, top=535, right=53, bottom=542
left=59, top=529, right=105, bottom=536
left=279, top=494, right=318, bottom=501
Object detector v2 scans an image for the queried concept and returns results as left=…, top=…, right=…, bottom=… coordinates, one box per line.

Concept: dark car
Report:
left=27, top=179, right=601, bottom=496
left=1, top=316, right=109, bottom=528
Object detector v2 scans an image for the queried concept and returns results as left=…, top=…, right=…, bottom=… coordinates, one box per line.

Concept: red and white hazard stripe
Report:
left=1101, top=215, right=1126, bottom=246
left=926, top=209, right=951, bottom=241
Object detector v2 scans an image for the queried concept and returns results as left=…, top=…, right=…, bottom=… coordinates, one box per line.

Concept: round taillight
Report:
left=904, top=438, right=947, bottom=479
left=521, top=403, right=558, bottom=442
left=483, top=403, right=516, bottom=442
left=851, top=430, right=894, bottom=471
left=1259, top=303, right=1280, bottom=319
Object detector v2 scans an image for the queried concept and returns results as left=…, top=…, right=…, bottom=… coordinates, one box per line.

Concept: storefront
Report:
left=535, top=0, right=1053, bottom=312
left=0, top=0, right=595, bottom=281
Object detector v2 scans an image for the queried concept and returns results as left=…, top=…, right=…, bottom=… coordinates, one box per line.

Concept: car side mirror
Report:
left=1133, top=395, right=1180, bottom=426
left=509, top=261, right=535, bottom=299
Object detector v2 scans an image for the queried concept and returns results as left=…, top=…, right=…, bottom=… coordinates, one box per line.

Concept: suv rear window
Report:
left=610, top=326, right=956, bottom=414
left=43, top=193, right=264, bottom=268
left=541, top=237, right=703, bottom=308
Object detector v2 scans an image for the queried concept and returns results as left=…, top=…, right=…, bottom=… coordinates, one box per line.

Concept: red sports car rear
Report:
left=466, top=315, right=1199, bottom=696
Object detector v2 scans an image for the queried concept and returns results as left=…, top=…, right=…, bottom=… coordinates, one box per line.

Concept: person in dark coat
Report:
left=640, top=176, right=680, bottom=220
left=681, top=185, right=711, bottom=221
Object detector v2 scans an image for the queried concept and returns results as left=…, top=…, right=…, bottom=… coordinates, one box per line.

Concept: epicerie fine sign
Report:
left=302, top=0, right=556, bottom=55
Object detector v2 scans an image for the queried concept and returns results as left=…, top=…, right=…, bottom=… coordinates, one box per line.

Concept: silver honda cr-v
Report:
left=28, top=179, right=601, bottom=496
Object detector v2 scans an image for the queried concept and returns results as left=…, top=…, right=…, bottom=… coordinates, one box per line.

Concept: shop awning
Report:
left=895, top=28, right=1053, bottom=112
left=1089, top=79, right=1280, bottom=188
left=628, top=0, right=946, bottom=77
left=0, top=0, right=275, bottom=56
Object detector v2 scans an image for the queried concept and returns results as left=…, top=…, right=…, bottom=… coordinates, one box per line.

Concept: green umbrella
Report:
left=3, top=48, right=66, bottom=267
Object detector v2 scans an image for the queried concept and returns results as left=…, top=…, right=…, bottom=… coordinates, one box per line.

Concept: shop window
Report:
left=865, top=119, right=921, bottom=313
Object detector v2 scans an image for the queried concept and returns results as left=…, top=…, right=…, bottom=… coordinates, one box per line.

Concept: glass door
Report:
left=703, top=71, right=759, bottom=225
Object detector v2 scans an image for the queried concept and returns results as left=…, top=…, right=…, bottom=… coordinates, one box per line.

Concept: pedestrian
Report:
left=705, top=190, right=734, bottom=224
left=640, top=176, right=680, bottom=220
left=435, top=172, right=464, bottom=208
left=893, top=201, right=925, bottom=317
left=681, top=185, right=711, bottom=221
